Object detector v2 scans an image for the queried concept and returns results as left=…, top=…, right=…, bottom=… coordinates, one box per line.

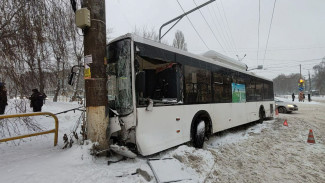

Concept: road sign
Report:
left=299, top=87, right=304, bottom=91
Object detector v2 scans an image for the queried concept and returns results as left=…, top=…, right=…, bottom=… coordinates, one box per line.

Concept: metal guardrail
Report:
left=0, top=112, right=59, bottom=146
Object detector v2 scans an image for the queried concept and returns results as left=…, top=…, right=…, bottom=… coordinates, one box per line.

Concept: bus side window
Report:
left=212, top=72, right=223, bottom=103
left=247, top=80, right=256, bottom=102
left=222, top=74, right=232, bottom=103
left=184, top=65, right=212, bottom=104
left=256, top=80, right=263, bottom=100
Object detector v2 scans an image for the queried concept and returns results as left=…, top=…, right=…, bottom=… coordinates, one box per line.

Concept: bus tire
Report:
left=193, top=120, right=205, bottom=148
left=259, top=106, right=265, bottom=124
left=191, top=111, right=212, bottom=148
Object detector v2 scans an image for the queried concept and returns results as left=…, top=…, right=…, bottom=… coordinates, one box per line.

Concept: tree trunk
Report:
left=61, top=61, right=65, bottom=95
left=53, top=58, right=61, bottom=102
left=38, top=57, right=44, bottom=93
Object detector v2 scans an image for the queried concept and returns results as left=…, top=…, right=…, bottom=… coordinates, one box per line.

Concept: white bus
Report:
left=106, top=33, right=274, bottom=156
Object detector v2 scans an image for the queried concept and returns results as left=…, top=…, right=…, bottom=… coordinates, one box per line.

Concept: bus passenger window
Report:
left=247, top=81, right=256, bottom=102
left=212, top=73, right=223, bottom=103
left=184, top=65, right=212, bottom=104
left=135, top=55, right=183, bottom=106
left=255, top=81, right=263, bottom=100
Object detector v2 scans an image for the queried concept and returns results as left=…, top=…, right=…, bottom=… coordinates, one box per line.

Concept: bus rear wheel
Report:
left=193, top=120, right=206, bottom=148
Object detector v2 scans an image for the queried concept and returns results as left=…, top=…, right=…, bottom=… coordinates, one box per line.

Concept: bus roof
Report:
left=108, top=33, right=272, bottom=82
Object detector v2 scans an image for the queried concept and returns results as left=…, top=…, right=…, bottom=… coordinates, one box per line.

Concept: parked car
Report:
left=275, top=99, right=298, bottom=113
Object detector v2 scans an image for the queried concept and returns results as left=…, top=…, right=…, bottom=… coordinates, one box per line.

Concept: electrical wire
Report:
left=262, top=0, right=277, bottom=66
left=192, top=0, right=227, bottom=54
left=220, top=0, right=238, bottom=55
left=258, top=62, right=312, bottom=70
left=189, top=46, right=325, bottom=53
left=248, top=57, right=322, bottom=62
left=248, top=57, right=322, bottom=71
left=206, top=5, right=233, bottom=54
left=257, top=0, right=261, bottom=66
left=265, top=62, right=322, bottom=69
left=176, top=0, right=210, bottom=50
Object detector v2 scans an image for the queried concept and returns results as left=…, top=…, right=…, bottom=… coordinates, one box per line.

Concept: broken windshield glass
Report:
left=107, top=39, right=133, bottom=115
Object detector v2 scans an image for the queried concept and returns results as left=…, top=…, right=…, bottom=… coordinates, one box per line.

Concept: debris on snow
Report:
left=148, top=158, right=191, bottom=183
left=110, top=144, right=137, bottom=159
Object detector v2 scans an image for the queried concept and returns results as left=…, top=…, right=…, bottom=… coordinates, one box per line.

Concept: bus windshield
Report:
left=107, top=39, right=133, bottom=115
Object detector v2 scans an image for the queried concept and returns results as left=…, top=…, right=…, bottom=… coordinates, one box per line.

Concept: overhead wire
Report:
left=257, top=0, right=261, bottom=66
left=248, top=57, right=322, bottom=62
left=262, top=0, right=277, bottom=66
left=206, top=5, right=233, bottom=54
left=266, top=62, right=321, bottom=69
left=176, top=0, right=210, bottom=50
left=192, top=0, right=227, bottom=54
left=265, top=61, right=322, bottom=69
left=248, top=57, right=322, bottom=71
left=219, top=0, right=238, bottom=55
left=251, top=58, right=321, bottom=77
left=188, top=46, right=325, bottom=53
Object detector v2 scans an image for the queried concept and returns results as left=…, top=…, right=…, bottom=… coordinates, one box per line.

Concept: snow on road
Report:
left=0, top=98, right=324, bottom=182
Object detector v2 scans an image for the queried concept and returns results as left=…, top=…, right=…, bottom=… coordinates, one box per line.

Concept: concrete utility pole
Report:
left=300, top=64, right=302, bottom=78
left=308, top=70, right=312, bottom=93
left=82, top=0, right=108, bottom=149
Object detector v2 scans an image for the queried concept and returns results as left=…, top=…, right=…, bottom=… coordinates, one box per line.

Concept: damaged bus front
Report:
left=106, top=38, right=137, bottom=157
left=106, top=35, right=184, bottom=157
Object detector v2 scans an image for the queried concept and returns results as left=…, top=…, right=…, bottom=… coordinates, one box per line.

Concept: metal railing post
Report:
left=0, top=112, right=59, bottom=146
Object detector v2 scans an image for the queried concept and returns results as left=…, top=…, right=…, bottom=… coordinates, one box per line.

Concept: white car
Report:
left=275, top=99, right=298, bottom=113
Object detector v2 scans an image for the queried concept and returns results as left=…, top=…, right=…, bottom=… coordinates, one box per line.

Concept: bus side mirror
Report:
left=68, top=72, right=76, bottom=85
left=136, top=71, right=145, bottom=93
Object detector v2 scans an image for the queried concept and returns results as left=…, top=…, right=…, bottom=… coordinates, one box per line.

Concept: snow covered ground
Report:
left=0, top=98, right=324, bottom=182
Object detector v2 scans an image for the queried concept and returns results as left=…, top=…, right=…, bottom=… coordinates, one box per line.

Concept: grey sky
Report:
left=106, top=0, right=325, bottom=79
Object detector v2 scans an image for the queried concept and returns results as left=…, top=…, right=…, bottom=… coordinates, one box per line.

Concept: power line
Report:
left=249, top=57, right=321, bottom=69
left=176, top=0, right=210, bottom=50
left=226, top=46, right=325, bottom=52
left=192, top=0, right=227, bottom=54
left=189, top=46, right=325, bottom=53
left=262, top=0, right=277, bottom=66
left=265, top=61, right=322, bottom=68
left=219, top=0, right=239, bottom=55
left=251, top=58, right=322, bottom=72
left=209, top=1, right=236, bottom=55
left=206, top=5, right=233, bottom=54
left=266, top=63, right=320, bottom=70
left=249, top=57, right=322, bottom=62
left=257, top=0, right=261, bottom=66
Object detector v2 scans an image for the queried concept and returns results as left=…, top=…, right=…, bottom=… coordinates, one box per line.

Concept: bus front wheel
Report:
left=193, top=120, right=206, bottom=148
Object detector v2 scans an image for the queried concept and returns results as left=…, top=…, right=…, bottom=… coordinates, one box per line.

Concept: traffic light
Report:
left=298, top=78, right=305, bottom=90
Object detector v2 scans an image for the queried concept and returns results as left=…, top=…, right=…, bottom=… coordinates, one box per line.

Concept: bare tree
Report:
left=0, top=0, right=86, bottom=138
left=0, top=0, right=107, bottom=102
left=133, top=26, right=169, bottom=45
left=133, top=26, right=159, bottom=41
left=47, top=1, right=71, bottom=101
left=273, top=73, right=301, bottom=95
left=313, top=59, right=325, bottom=94
left=172, top=30, right=187, bottom=51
